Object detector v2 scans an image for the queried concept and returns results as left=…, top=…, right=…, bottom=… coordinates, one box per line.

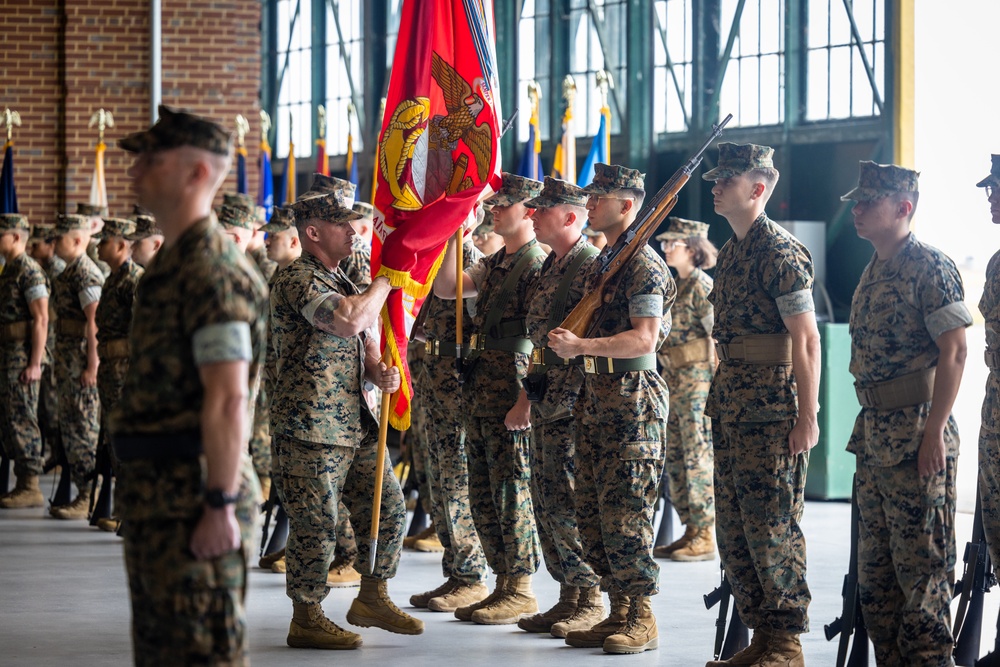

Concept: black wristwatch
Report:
left=204, top=488, right=238, bottom=508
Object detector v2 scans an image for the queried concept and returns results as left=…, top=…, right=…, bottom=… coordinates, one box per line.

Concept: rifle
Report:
left=0, top=453, right=10, bottom=495
left=557, top=114, right=732, bottom=337
left=653, top=463, right=675, bottom=547
left=954, top=489, right=994, bottom=666
left=259, top=483, right=288, bottom=558
left=824, top=475, right=869, bottom=667
left=978, top=606, right=1000, bottom=667
left=704, top=564, right=749, bottom=660
left=88, top=425, right=114, bottom=525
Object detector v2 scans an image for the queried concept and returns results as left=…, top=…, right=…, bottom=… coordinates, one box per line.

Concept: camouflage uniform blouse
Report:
left=981, top=250, right=1000, bottom=434
left=269, top=251, right=372, bottom=447
left=52, top=253, right=104, bottom=327
left=707, top=214, right=814, bottom=424
left=0, top=253, right=50, bottom=367
left=341, top=236, right=372, bottom=289
left=848, top=233, right=972, bottom=466
left=464, top=239, right=545, bottom=416
left=658, top=267, right=714, bottom=384
left=578, top=244, right=674, bottom=426
left=112, top=214, right=268, bottom=436
left=524, top=235, right=597, bottom=424
left=95, top=259, right=144, bottom=342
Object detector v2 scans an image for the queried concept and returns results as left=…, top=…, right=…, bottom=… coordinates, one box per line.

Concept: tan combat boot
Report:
left=327, top=557, right=362, bottom=587
left=428, top=581, right=489, bottom=612
left=410, top=578, right=458, bottom=608
left=287, top=601, right=363, bottom=650
left=603, top=595, right=659, bottom=654
left=96, top=517, right=121, bottom=533
left=454, top=574, right=507, bottom=621
left=671, top=525, right=717, bottom=562
left=259, top=547, right=286, bottom=570
left=550, top=585, right=605, bottom=638
left=271, top=557, right=287, bottom=574
left=346, top=577, right=425, bottom=635
left=754, top=631, right=804, bottom=667
left=517, top=584, right=579, bottom=632
left=414, top=532, right=444, bottom=553
left=565, top=589, right=631, bottom=648
left=471, top=575, right=539, bottom=625
left=258, top=476, right=271, bottom=503
left=50, top=489, right=91, bottom=520
left=705, top=627, right=771, bottom=666
left=653, top=524, right=697, bottom=558
left=0, top=475, right=45, bottom=509
left=402, top=524, right=436, bottom=549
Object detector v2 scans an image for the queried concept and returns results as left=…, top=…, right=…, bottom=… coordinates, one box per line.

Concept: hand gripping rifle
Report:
left=824, top=475, right=869, bottom=667
left=953, top=488, right=994, bottom=666
left=704, top=563, right=749, bottom=660
left=557, top=114, right=731, bottom=337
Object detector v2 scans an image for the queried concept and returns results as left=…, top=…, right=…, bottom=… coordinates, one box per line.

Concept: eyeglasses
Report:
left=587, top=194, right=633, bottom=205
left=987, top=185, right=995, bottom=199
left=661, top=240, right=687, bottom=250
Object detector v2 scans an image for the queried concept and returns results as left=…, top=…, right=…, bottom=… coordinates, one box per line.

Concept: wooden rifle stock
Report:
left=557, top=114, right=732, bottom=337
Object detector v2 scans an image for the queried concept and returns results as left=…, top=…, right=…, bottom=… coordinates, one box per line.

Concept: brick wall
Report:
left=1, top=0, right=261, bottom=223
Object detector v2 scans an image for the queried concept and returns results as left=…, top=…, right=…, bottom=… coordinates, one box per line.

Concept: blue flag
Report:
left=257, top=144, right=274, bottom=220
left=577, top=113, right=608, bottom=187
left=346, top=133, right=359, bottom=186
left=517, top=122, right=543, bottom=180
left=1, top=142, right=18, bottom=214
left=236, top=148, right=249, bottom=195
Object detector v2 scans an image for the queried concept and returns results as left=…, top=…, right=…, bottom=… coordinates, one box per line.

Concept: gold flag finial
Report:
left=562, top=75, right=577, bottom=107
left=88, top=109, right=114, bottom=143
left=596, top=70, right=614, bottom=109
left=260, top=110, right=272, bottom=142
left=1, top=108, right=22, bottom=143
left=347, top=101, right=356, bottom=132
left=317, top=105, right=326, bottom=141
left=235, top=114, right=249, bottom=148
left=527, top=80, right=542, bottom=113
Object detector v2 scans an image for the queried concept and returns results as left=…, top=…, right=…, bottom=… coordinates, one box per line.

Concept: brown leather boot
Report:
left=755, top=631, right=804, bottom=667
left=410, top=578, right=458, bottom=608
left=471, top=575, right=538, bottom=625
left=346, top=577, right=424, bottom=635
left=428, top=581, right=489, bottom=612
left=50, top=489, right=91, bottom=520
left=671, top=525, right=716, bottom=562
left=402, top=524, right=436, bottom=549
left=603, top=595, right=658, bottom=654
left=287, top=601, right=363, bottom=650
left=565, top=589, right=630, bottom=648
left=327, top=557, right=362, bottom=587
left=0, top=475, right=45, bottom=509
left=454, top=574, right=507, bottom=621
left=705, top=627, right=771, bottom=666
left=517, top=584, right=579, bottom=632
left=259, top=547, right=286, bottom=569
left=550, top=585, right=605, bottom=638
left=653, top=524, right=697, bottom=558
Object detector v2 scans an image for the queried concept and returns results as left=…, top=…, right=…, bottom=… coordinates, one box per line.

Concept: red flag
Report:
left=371, top=0, right=503, bottom=429
left=316, top=137, right=329, bottom=177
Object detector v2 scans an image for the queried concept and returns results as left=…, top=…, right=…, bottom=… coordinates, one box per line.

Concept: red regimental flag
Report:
left=371, top=0, right=503, bottom=430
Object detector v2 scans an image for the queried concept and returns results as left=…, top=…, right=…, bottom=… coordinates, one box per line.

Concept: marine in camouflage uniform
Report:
left=93, top=217, right=144, bottom=521
left=434, top=173, right=545, bottom=625
left=28, top=225, right=63, bottom=463
left=0, top=213, right=50, bottom=509
left=50, top=212, right=105, bottom=518
left=704, top=143, right=820, bottom=667
left=341, top=201, right=374, bottom=289
left=270, top=191, right=421, bottom=649
left=111, top=107, right=266, bottom=666
left=653, top=217, right=717, bottom=562
left=77, top=203, right=112, bottom=279
left=547, top=164, right=674, bottom=654
left=845, top=161, right=971, bottom=666
left=409, top=237, right=490, bottom=612
left=979, top=155, right=1000, bottom=578
left=518, top=177, right=603, bottom=635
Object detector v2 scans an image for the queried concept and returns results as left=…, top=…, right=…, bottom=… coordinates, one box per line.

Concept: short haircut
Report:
left=748, top=167, right=780, bottom=191
left=685, top=236, right=719, bottom=270
left=619, top=187, right=646, bottom=211
left=892, top=190, right=920, bottom=221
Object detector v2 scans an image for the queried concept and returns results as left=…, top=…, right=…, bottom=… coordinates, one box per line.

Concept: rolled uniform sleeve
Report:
left=25, top=284, right=49, bottom=303
left=764, top=255, right=814, bottom=319
left=918, top=261, right=972, bottom=340
left=78, top=285, right=102, bottom=308
left=192, top=322, right=253, bottom=366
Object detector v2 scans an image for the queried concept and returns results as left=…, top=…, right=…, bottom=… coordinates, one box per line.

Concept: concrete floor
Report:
left=0, top=487, right=995, bottom=666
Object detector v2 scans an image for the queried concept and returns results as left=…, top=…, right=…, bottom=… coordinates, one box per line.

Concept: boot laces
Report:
left=310, top=609, right=351, bottom=637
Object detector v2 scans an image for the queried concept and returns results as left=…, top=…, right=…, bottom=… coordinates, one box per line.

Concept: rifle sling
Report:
left=545, top=243, right=600, bottom=334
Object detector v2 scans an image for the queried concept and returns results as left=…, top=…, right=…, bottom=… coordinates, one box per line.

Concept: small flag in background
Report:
left=551, top=75, right=577, bottom=183
left=346, top=102, right=359, bottom=186
left=577, top=107, right=609, bottom=187
left=87, top=108, right=113, bottom=211
left=235, top=114, right=250, bottom=195
left=316, top=105, right=329, bottom=177
left=518, top=81, right=543, bottom=180
left=258, top=111, right=274, bottom=220
left=0, top=140, right=17, bottom=215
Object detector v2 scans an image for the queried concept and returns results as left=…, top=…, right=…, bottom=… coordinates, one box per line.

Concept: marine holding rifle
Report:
left=846, top=161, right=969, bottom=666
left=703, top=143, right=820, bottom=667
left=547, top=164, right=675, bottom=655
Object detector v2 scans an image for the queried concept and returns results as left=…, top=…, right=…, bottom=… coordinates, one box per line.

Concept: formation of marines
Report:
left=0, top=103, right=991, bottom=667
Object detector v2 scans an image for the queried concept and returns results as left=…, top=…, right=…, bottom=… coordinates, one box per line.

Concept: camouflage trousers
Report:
left=120, top=460, right=258, bottom=667
left=274, top=431, right=405, bottom=605
left=464, top=415, right=539, bottom=577
left=529, top=416, right=598, bottom=587
left=0, top=345, right=44, bottom=477
left=54, top=340, right=100, bottom=488
left=38, top=359, right=60, bottom=459
left=857, top=457, right=956, bottom=666
left=979, top=429, right=1000, bottom=574
left=413, top=357, right=486, bottom=583
left=713, top=419, right=810, bottom=634
left=575, top=413, right=664, bottom=597
left=662, top=367, right=714, bottom=527
left=97, top=357, right=128, bottom=470
left=249, top=382, right=272, bottom=482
